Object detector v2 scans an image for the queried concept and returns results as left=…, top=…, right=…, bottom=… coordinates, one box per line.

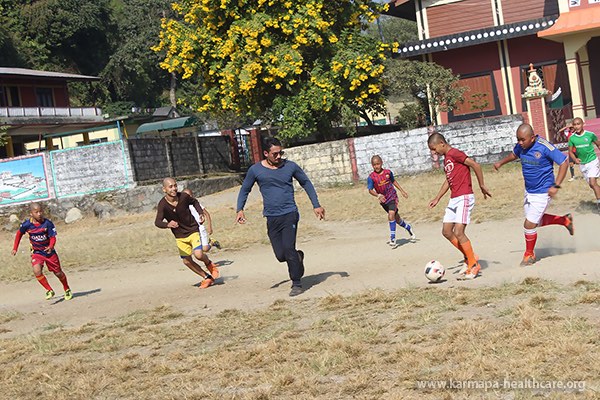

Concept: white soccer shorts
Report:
left=198, top=224, right=209, bottom=247
left=579, top=158, right=600, bottom=183
left=524, top=192, right=551, bottom=225
left=443, top=194, right=475, bottom=224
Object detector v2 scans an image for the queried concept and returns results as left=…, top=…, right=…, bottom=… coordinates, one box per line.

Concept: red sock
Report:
left=539, top=214, right=566, bottom=227
left=57, top=274, right=70, bottom=291
left=524, top=229, right=537, bottom=256
left=36, top=275, right=53, bottom=291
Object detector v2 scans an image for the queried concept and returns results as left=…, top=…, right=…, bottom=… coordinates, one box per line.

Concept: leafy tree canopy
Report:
left=364, top=14, right=417, bottom=45
left=384, top=58, right=465, bottom=125
left=100, top=0, right=173, bottom=107
left=19, top=0, right=116, bottom=75
left=0, top=0, right=172, bottom=113
left=154, top=0, right=395, bottom=139
left=363, top=13, right=463, bottom=128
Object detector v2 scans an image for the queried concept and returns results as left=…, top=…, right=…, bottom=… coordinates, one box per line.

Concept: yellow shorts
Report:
left=176, top=232, right=202, bottom=258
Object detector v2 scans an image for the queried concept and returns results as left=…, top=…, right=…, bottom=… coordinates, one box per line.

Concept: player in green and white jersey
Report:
left=568, top=117, right=600, bottom=211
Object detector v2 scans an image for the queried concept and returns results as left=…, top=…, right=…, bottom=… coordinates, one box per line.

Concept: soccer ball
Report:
left=424, top=260, right=445, bottom=282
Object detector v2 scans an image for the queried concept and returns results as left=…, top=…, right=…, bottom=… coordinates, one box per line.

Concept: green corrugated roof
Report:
left=135, top=116, right=196, bottom=134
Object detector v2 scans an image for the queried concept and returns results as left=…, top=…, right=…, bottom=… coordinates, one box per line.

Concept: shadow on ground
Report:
left=270, top=271, right=350, bottom=292
left=51, top=288, right=101, bottom=304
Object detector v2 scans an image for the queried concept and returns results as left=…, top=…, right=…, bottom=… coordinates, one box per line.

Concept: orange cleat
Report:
left=564, top=213, right=574, bottom=236
left=206, top=263, right=220, bottom=280
left=520, top=253, right=537, bottom=267
left=199, top=277, right=214, bottom=289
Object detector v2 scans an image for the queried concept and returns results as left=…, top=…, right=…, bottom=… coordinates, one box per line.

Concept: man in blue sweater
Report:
left=236, top=137, right=326, bottom=296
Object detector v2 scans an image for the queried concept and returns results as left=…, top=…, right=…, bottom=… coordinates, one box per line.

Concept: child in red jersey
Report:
left=367, top=155, right=415, bottom=247
left=11, top=202, right=72, bottom=300
left=428, top=133, right=492, bottom=280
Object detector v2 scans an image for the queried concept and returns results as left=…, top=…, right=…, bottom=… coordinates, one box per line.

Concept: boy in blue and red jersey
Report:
left=428, top=133, right=492, bottom=280
left=367, top=155, right=415, bottom=247
left=11, top=202, right=72, bottom=300
left=494, top=123, right=574, bottom=266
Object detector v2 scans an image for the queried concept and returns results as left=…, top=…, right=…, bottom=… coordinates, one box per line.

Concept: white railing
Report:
left=0, top=107, right=103, bottom=118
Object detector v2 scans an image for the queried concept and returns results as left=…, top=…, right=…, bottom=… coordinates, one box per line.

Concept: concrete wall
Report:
left=200, top=136, right=233, bottom=172
left=283, top=140, right=354, bottom=186
left=128, top=138, right=170, bottom=182
left=49, top=140, right=134, bottom=198
left=434, top=115, right=521, bottom=164
left=287, top=115, right=523, bottom=186
left=128, top=136, right=232, bottom=182
left=354, top=127, right=432, bottom=179
left=171, top=137, right=201, bottom=177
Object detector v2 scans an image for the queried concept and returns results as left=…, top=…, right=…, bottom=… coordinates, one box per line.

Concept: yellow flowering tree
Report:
left=154, top=0, right=392, bottom=139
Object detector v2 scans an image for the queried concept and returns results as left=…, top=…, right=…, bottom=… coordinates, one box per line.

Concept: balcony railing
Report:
left=0, top=107, right=103, bottom=118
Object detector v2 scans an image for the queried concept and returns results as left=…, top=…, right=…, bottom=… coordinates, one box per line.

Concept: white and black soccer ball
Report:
left=424, top=260, right=445, bottom=282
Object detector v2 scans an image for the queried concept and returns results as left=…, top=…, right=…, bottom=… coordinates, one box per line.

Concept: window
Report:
left=35, top=88, right=54, bottom=107
left=0, top=86, right=22, bottom=106
left=8, top=87, right=21, bottom=107
left=448, top=72, right=501, bottom=121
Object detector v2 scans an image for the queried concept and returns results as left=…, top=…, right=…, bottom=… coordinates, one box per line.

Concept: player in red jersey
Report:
left=428, top=133, right=492, bottom=280
left=367, top=155, right=415, bottom=247
left=11, top=202, right=72, bottom=301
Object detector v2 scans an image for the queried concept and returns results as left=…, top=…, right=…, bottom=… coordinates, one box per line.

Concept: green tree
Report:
left=0, top=123, right=8, bottom=147
left=100, top=0, right=174, bottom=111
left=0, top=0, right=29, bottom=66
left=19, top=0, right=117, bottom=75
left=468, top=92, right=490, bottom=118
left=154, top=0, right=393, bottom=139
left=384, top=59, right=465, bottom=125
left=364, top=14, right=417, bottom=45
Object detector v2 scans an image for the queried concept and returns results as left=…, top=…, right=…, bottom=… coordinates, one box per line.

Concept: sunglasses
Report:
left=269, top=150, right=285, bottom=157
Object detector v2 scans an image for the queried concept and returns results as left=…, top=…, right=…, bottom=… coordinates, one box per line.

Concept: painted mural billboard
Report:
left=0, top=154, right=51, bottom=206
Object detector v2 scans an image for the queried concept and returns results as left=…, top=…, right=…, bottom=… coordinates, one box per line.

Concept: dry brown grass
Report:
left=1, top=163, right=596, bottom=282
left=0, top=279, right=597, bottom=399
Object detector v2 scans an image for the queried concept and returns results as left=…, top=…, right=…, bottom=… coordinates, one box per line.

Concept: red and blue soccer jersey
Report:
left=18, top=218, right=57, bottom=256
left=368, top=169, right=398, bottom=204
left=513, top=136, right=567, bottom=194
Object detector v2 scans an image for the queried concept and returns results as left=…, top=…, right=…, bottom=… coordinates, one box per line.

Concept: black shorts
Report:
left=380, top=200, right=398, bottom=213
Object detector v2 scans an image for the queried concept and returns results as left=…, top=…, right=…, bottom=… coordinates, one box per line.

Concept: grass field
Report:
left=1, top=163, right=599, bottom=399
left=1, top=278, right=598, bottom=399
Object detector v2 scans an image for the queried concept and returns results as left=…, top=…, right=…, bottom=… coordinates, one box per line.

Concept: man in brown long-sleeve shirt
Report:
left=155, top=177, right=220, bottom=288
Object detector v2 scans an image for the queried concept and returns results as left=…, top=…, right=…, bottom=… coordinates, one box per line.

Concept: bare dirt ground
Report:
left=1, top=185, right=599, bottom=339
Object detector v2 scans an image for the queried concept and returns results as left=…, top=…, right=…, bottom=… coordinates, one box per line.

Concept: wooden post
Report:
left=45, top=137, right=54, bottom=151
left=5, top=136, right=15, bottom=158
left=83, top=132, right=91, bottom=145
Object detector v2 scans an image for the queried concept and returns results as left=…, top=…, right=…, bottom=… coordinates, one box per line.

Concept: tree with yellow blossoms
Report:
left=154, top=0, right=392, bottom=139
